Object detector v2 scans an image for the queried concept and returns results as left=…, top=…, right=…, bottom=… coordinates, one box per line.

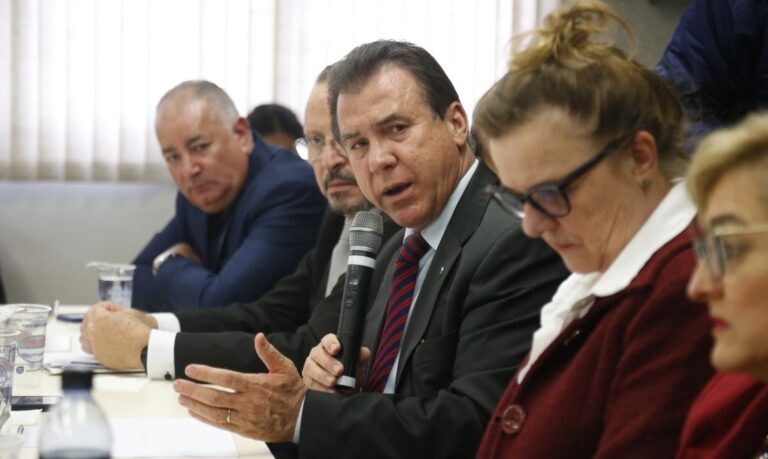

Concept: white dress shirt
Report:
left=292, top=159, right=479, bottom=443
left=145, top=217, right=355, bottom=380
left=381, top=159, right=478, bottom=393
left=326, top=218, right=352, bottom=296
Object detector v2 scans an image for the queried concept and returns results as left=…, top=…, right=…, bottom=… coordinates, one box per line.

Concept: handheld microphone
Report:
left=335, top=210, right=384, bottom=390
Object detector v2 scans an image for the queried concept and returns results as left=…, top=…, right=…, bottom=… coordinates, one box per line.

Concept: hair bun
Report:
left=512, top=0, right=633, bottom=70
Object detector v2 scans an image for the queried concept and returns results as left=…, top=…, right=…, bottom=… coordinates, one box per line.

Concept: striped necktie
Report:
left=364, top=232, right=430, bottom=392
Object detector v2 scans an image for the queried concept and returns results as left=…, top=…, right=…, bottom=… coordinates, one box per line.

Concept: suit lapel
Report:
left=313, top=210, right=345, bottom=304
left=394, top=163, right=497, bottom=389
left=360, top=163, right=497, bottom=386
left=191, top=210, right=210, bottom=264
left=394, top=232, right=461, bottom=386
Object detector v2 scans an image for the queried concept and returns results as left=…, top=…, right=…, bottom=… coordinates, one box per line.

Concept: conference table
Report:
left=9, top=305, right=275, bottom=458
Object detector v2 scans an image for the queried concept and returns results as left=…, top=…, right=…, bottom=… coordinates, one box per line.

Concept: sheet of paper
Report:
left=93, top=375, right=149, bottom=392
left=19, top=424, right=39, bottom=447
left=6, top=409, right=41, bottom=428
left=110, top=418, right=239, bottom=457
left=43, top=352, right=142, bottom=375
left=44, top=334, right=72, bottom=352
left=19, top=418, right=241, bottom=456
left=44, top=351, right=104, bottom=370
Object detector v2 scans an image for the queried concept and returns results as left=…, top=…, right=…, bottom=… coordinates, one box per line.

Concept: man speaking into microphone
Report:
left=334, top=210, right=383, bottom=390
left=79, top=66, right=400, bottom=377
left=172, top=41, right=568, bottom=459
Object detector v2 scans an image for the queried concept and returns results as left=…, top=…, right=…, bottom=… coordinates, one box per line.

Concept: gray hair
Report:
left=157, top=80, right=240, bottom=127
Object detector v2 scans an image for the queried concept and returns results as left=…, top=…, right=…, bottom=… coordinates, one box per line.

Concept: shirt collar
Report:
left=404, top=159, right=479, bottom=250
left=591, top=181, right=696, bottom=297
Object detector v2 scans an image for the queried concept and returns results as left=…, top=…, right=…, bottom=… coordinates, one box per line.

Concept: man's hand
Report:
left=169, top=242, right=203, bottom=265
left=80, top=302, right=157, bottom=353
left=173, top=333, right=308, bottom=443
left=302, top=333, right=371, bottom=393
left=79, top=302, right=151, bottom=369
left=80, top=302, right=121, bottom=354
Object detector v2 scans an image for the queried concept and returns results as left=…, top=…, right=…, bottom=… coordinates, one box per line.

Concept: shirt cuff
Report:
left=151, top=313, right=181, bottom=332
left=146, top=329, right=177, bottom=380
left=292, top=395, right=306, bottom=444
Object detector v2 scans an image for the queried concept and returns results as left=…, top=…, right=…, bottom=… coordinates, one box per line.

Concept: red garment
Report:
left=676, top=373, right=768, bottom=459
left=476, top=228, right=714, bottom=459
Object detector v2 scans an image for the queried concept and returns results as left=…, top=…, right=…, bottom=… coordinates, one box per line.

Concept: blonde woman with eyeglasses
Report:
left=677, top=112, right=768, bottom=459
left=472, top=1, right=715, bottom=457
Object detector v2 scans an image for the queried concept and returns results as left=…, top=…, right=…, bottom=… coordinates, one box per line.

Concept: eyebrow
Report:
left=340, top=113, right=411, bottom=143
left=304, top=129, right=324, bottom=139
left=341, top=130, right=360, bottom=143
left=185, top=135, right=205, bottom=148
left=161, top=135, right=208, bottom=155
left=374, top=113, right=410, bottom=128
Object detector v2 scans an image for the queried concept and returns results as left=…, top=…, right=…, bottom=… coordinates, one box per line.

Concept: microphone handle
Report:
left=335, top=261, right=374, bottom=390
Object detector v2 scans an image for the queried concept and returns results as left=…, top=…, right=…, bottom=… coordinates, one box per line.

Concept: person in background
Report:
left=656, top=0, right=768, bottom=151
left=171, top=40, right=567, bottom=459
left=472, top=1, right=713, bottom=457
left=248, top=103, right=304, bottom=154
left=80, top=67, right=399, bottom=376
left=131, top=80, right=326, bottom=311
left=676, top=112, right=768, bottom=459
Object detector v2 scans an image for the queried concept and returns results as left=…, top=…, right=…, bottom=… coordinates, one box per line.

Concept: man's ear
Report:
left=233, top=117, right=253, bottom=150
left=233, top=116, right=250, bottom=136
left=444, top=101, right=469, bottom=149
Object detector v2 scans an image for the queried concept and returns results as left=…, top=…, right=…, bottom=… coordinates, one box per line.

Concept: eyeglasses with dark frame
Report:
left=692, top=223, right=768, bottom=280
left=489, top=135, right=633, bottom=219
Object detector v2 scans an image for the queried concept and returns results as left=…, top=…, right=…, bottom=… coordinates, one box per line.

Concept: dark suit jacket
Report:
left=133, top=136, right=326, bottom=311
left=296, top=163, right=568, bottom=459
left=172, top=209, right=401, bottom=375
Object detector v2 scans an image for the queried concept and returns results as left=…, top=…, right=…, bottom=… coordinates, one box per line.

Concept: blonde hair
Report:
left=687, top=112, right=768, bottom=212
left=474, top=0, right=686, bottom=178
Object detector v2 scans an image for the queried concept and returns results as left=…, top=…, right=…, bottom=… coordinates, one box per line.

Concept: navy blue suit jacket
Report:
left=132, top=137, right=326, bottom=311
left=656, top=0, right=768, bottom=148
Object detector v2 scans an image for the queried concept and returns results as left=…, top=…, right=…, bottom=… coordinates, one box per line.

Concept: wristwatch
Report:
left=152, top=249, right=177, bottom=275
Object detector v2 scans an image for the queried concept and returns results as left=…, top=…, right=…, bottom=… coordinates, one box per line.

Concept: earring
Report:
left=641, top=179, right=651, bottom=191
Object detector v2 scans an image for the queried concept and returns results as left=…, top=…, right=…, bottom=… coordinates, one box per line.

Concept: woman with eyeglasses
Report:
left=675, top=113, right=768, bottom=458
left=471, top=1, right=714, bottom=458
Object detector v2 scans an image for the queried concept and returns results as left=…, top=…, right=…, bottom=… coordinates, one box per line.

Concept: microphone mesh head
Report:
left=349, top=210, right=384, bottom=254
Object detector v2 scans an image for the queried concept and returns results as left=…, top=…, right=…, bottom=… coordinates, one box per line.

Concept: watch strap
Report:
left=140, top=345, right=148, bottom=372
left=152, top=249, right=177, bottom=275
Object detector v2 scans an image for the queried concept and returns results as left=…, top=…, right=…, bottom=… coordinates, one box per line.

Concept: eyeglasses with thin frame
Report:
left=692, top=223, right=768, bottom=279
left=490, top=135, right=632, bottom=219
left=295, top=136, right=340, bottom=163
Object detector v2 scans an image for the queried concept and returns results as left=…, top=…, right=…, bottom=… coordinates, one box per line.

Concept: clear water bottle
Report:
left=38, top=368, right=112, bottom=459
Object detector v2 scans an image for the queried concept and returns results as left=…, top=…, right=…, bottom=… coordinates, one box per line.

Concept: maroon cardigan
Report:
left=476, top=227, right=714, bottom=459
left=676, top=372, right=768, bottom=459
